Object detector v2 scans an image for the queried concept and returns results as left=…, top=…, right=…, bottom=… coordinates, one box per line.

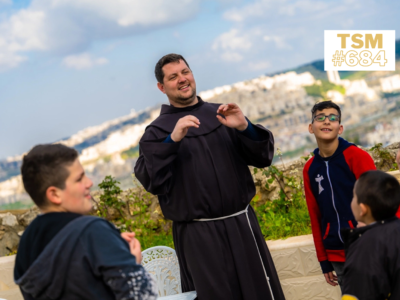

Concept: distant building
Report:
left=380, top=74, right=400, bottom=93
left=327, top=70, right=341, bottom=84
left=326, top=90, right=344, bottom=103
left=341, top=79, right=378, bottom=101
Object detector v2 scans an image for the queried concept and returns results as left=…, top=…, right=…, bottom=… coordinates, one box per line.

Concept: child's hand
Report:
left=324, top=272, right=338, bottom=286
left=121, top=232, right=142, bottom=263
left=129, top=238, right=142, bottom=264
left=121, top=232, right=135, bottom=243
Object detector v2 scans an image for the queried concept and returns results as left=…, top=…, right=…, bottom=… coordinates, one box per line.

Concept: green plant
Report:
left=252, top=165, right=312, bottom=240
left=305, top=80, right=346, bottom=99
left=300, top=151, right=314, bottom=162
left=121, top=145, right=140, bottom=160
left=95, top=176, right=174, bottom=250
left=369, top=143, right=397, bottom=171
left=6, top=250, right=18, bottom=256
left=0, top=201, right=35, bottom=211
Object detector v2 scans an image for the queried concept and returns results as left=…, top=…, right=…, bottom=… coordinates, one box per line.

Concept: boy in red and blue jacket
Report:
left=303, top=101, right=376, bottom=290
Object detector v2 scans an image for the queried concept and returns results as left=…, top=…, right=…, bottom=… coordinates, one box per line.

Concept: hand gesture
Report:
left=216, top=103, right=247, bottom=131
left=324, top=272, right=338, bottom=287
left=171, top=115, right=200, bottom=142
left=396, top=148, right=400, bottom=171
left=121, top=232, right=142, bottom=264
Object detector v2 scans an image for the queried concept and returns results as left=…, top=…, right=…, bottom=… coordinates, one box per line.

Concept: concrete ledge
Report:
left=0, top=255, right=22, bottom=300
left=1, top=234, right=340, bottom=300
left=267, top=233, right=314, bottom=250
left=281, top=275, right=341, bottom=300
left=268, top=234, right=341, bottom=300
left=387, top=170, right=400, bottom=181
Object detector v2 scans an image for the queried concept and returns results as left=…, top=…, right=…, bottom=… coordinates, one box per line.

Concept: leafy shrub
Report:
left=97, top=164, right=312, bottom=250
left=369, top=143, right=398, bottom=171
left=252, top=165, right=312, bottom=240
left=95, top=176, right=173, bottom=250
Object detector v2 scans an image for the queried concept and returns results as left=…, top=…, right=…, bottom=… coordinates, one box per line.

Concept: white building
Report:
left=327, top=70, right=341, bottom=84
left=380, top=74, right=400, bottom=93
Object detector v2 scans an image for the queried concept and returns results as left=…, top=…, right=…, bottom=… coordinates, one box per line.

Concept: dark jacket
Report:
left=342, top=217, right=400, bottom=300
left=303, top=138, right=376, bottom=273
left=14, top=213, right=157, bottom=300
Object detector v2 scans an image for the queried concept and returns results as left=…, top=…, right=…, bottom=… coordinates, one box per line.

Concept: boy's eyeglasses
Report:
left=312, top=114, right=340, bottom=123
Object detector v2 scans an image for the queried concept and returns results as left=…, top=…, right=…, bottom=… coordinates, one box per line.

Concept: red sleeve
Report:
left=343, top=146, right=376, bottom=179
left=303, top=157, right=328, bottom=262
left=396, top=205, right=400, bottom=218
left=344, top=146, right=400, bottom=218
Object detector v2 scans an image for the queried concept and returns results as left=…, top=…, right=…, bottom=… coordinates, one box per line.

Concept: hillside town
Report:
left=1, top=68, right=400, bottom=206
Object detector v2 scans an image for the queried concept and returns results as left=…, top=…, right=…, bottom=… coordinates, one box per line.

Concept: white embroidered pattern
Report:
left=107, top=267, right=157, bottom=300
left=315, top=174, right=325, bottom=194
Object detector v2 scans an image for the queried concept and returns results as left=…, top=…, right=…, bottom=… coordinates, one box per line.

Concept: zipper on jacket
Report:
left=325, top=161, right=344, bottom=243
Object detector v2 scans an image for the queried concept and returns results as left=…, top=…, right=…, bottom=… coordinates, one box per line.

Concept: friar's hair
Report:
left=154, top=53, right=191, bottom=84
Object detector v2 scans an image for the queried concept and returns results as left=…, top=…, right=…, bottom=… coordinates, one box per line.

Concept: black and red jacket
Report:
left=303, top=138, right=376, bottom=273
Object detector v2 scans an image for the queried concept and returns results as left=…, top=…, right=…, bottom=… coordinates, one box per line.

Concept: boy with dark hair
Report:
left=341, top=170, right=400, bottom=300
left=303, top=101, right=376, bottom=289
left=14, top=144, right=157, bottom=300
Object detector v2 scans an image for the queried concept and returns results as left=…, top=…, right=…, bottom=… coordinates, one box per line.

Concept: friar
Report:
left=134, top=53, right=285, bottom=300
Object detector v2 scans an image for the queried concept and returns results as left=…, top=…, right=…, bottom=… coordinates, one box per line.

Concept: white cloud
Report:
left=0, top=0, right=11, bottom=5
left=263, top=35, right=291, bottom=49
left=223, top=0, right=329, bottom=22
left=0, top=0, right=201, bottom=70
left=214, top=0, right=368, bottom=72
left=212, top=29, right=253, bottom=51
left=0, top=51, right=27, bottom=72
left=62, top=53, right=108, bottom=70
left=212, top=28, right=262, bottom=62
left=221, top=52, right=243, bottom=62
left=0, top=9, right=47, bottom=71
left=248, top=60, right=270, bottom=71
left=223, top=0, right=362, bottom=23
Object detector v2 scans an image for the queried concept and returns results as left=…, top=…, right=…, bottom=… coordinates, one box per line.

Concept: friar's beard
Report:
left=172, top=87, right=197, bottom=107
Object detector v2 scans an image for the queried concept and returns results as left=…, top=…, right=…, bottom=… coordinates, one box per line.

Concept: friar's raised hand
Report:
left=171, top=115, right=200, bottom=142
left=216, top=103, right=248, bottom=131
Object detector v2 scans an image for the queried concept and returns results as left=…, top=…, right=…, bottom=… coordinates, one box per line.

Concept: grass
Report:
left=121, top=145, right=140, bottom=160
left=140, top=231, right=174, bottom=250
left=0, top=201, right=35, bottom=211
left=138, top=199, right=312, bottom=250
left=253, top=196, right=312, bottom=240
left=304, top=80, right=345, bottom=99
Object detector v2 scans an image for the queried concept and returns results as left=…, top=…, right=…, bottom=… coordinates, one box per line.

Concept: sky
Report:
left=0, top=0, right=399, bottom=159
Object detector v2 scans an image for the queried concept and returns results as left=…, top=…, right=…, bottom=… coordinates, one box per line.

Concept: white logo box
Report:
left=324, top=30, right=395, bottom=71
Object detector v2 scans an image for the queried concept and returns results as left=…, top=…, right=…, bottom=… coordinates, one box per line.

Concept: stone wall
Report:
left=1, top=170, right=400, bottom=300
left=0, top=208, right=39, bottom=257
left=0, top=235, right=340, bottom=300
left=1, top=142, right=399, bottom=257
